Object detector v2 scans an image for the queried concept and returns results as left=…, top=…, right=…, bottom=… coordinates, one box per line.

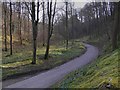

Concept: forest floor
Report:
left=2, top=40, right=85, bottom=87
left=3, top=43, right=99, bottom=88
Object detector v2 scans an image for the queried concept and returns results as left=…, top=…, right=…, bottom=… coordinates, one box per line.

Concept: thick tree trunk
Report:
left=44, top=36, right=50, bottom=59
left=118, top=2, right=120, bottom=42
left=112, top=2, right=119, bottom=50
left=31, top=2, right=37, bottom=64
left=32, top=39, right=37, bottom=64
left=31, top=1, right=39, bottom=64
left=32, top=23, right=37, bottom=64
left=32, top=39, right=37, bottom=63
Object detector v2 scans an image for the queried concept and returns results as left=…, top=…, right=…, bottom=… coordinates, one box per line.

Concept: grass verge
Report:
left=53, top=48, right=119, bottom=89
left=2, top=41, right=86, bottom=80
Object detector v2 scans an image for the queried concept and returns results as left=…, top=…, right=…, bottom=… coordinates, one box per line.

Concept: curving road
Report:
left=4, top=43, right=99, bottom=89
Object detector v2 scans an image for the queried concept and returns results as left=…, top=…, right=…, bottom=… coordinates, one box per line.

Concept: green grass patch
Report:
left=53, top=49, right=119, bottom=89
left=2, top=41, right=86, bottom=80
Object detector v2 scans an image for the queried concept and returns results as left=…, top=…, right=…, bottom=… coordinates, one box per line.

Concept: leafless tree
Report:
left=42, top=1, right=45, bottom=46
left=25, top=1, right=40, bottom=64
left=9, top=1, right=13, bottom=55
left=3, top=2, right=7, bottom=51
left=44, top=0, right=57, bottom=59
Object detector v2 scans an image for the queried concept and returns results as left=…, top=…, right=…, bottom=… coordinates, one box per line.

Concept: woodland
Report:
left=1, top=0, right=120, bottom=89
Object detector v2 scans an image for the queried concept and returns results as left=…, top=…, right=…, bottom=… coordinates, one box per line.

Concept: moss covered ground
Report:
left=53, top=47, right=119, bottom=89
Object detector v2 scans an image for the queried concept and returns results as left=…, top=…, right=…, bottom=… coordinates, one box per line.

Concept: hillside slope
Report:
left=54, top=48, right=119, bottom=89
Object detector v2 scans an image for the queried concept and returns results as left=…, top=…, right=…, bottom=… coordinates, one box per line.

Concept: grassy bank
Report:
left=53, top=48, right=119, bottom=89
left=2, top=41, right=86, bottom=80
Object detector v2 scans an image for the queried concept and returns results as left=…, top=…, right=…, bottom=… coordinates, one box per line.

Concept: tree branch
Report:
left=50, top=0, right=57, bottom=37
left=24, top=2, right=32, bottom=17
left=36, top=0, right=39, bottom=23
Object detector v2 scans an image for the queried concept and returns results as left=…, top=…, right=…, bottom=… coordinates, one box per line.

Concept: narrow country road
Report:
left=4, top=43, right=99, bottom=89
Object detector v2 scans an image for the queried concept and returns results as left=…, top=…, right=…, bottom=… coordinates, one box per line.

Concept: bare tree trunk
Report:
left=3, top=2, right=7, bottom=51
left=44, top=35, right=50, bottom=59
left=10, top=2, right=12, bottom=55
left=44, top=0, right=56, bottom=59
left=42, top=2, right=45, bottom=46
left=18, top=2, right=22, bottom=45
left=70, top=3, right=74, bottom=45
left=24, top=1, right=39, bottom=64
left=65, top=2, right=68, bottom=49
left=31, top=1, right=39, bottom=64
left=27, top=14, right=30, bottom=41
left=23, top=15, right=26, bottom=40
left=44, top=1, right=52, bottom=59
left=32, top=23, right=37, bottom=64
left=112, top=2, right=119, bottom=50
left=118, top=2, right=120, bottom=42
left=31, top=2, right=36, bottom=64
